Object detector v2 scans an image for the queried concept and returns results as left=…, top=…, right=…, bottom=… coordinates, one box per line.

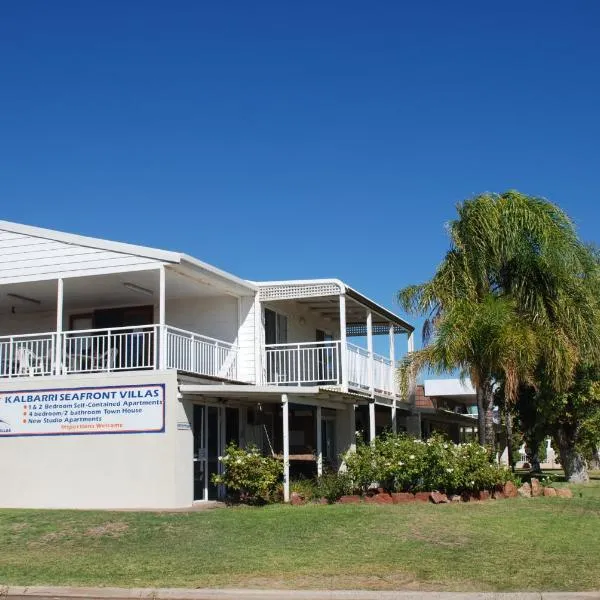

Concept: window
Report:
left=265, top=308, right=287, bottom=344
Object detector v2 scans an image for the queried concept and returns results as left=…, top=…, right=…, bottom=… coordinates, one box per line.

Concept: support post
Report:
left=339, top=293, right=348, bottom=391
left=348, top=403, right=357, bottom=453
left=407, top=331, right=415, bottom=405
left=369, top=402, right=376, bottom=443
left=55, top=278, right=64, bottom=375
left=282, top=394, right=290, bottom=502
left=366, top=310, right=374, bottom=397
left=316, top=405, right=323, bottom=477
left=158, top=266, right=166, bottom=369
left=389, top=323, right=397, bottom=433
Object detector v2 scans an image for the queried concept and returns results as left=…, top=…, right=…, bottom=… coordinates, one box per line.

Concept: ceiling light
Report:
left=7, top=293, right=41, bottom=305
left=123, top=282, right=154, bottom=297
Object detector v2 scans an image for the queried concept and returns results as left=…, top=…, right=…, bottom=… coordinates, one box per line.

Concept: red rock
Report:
left=503, top=481, right=518, bottom=498
left=479, top=490, right=491, bottom=501
left=290, top=492, right=305, bottom=506
left=556, top=488, right=573, bottom=498
left=364, top=495, right=377, bottom=504
left=318, top=497, right=329, bottom=504
left=518, top=482, right=532, bottom=497
left=543, top=487, right=557, bottom=497
left=391, top=492, right=415, bottom=504
left=429, top=491, right=449, bottom=504
left=414, top=491, right=430, bottom=502
left=338, top=495, right=361, bottom=504
left=531, top=478, right=542, bottom=497
left=493, top=490, right=506, bottom=500
left=373, top=493, right=394, bottom=504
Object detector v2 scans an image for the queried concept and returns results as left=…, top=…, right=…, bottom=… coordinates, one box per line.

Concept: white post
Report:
left=407, top=331, right=415, bottom=406
left=316, top=405, right=323, bottom=477
left=389, top=323, right=397, bottom=433
left=369, top=402, right=376, bottom=443
left=348, top=403, right=356, bottom=454
left=55, top=278, right=63, bottom=375
left=366, top=310, right=374, bottom=397
left=407, top=331, right=414, bottom=353
left=282, top=394, right=290, bottom=502
left=158, top=266, right=166, bottom=369
left=339, top=294, right=348, bottom=391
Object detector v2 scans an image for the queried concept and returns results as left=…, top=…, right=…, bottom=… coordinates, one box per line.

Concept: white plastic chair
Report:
left=90, top=347, right=118, bottom=371
left=15, top=347, right=46, bottom=376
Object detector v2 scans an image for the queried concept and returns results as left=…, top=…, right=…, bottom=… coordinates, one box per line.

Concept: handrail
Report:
left=164, top=325, right=238, bottom=349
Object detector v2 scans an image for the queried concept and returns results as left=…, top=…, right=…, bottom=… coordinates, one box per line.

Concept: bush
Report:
left=314, top=470, right=354, bottom=503
left=290, top=477, right=317, bottom=501
left=212, top=442, right=283, bottom=504
left=343, top=433, right=512, bottom=495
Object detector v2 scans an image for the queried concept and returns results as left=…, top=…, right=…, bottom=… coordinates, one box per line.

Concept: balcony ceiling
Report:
left=0, top=268, right=224, bottom=315
left=294, top=296, right=407, bottom=335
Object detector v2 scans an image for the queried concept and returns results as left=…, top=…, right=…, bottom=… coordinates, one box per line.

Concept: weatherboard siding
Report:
left=0, top=230, right=162, bottom=283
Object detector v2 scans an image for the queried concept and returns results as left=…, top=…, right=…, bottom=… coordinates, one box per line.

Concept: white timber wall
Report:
left=0, top=369, right=193, bottom=509
left=0, top=230, right=162, bottom=284
left=166, top=296, right=238, bottom=343
left=237, top=295, right=257, bottom=383
left=263, top=300, right=341, bottom=343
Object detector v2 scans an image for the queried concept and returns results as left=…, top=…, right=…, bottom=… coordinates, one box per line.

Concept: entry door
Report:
left=193, top=405, right=207, bottom=501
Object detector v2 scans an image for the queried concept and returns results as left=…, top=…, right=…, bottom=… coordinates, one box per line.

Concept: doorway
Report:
left=192, top=404, right=240, bottom=501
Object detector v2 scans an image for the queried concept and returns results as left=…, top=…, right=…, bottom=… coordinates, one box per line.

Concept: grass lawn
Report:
left=1, top=474, right=599, bottom=592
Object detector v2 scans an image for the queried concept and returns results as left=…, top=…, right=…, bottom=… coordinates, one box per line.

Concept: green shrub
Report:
left=343, top=433, right=512, bottom=495
left=290, top=477, right=317, bottom=501
left=212, top=442, right=283, bottom=504
left=314, top=470, right=354, bottom=503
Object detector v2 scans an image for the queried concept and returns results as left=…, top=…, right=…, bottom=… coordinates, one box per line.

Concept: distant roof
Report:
left=424, top=378, right=476, bottom=398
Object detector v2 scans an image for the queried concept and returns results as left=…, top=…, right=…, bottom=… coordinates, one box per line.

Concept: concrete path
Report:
left=2, top=586, right=600, bottom=600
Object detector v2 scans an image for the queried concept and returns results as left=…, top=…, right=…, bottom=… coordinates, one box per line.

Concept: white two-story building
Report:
left=0, top=220, right=420, bottom=509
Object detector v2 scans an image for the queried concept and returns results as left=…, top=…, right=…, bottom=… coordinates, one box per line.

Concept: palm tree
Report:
left=401, top=294, right=539, bottom=449
left=399, top=191, right=600, bottom=465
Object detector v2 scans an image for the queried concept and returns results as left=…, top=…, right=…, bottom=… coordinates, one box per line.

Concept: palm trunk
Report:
left=590, top=447, right=600, bottom=471
left=476, top=386, right=486, bottom=446
left=476, top=380, right=495, bottom=451
left=505, top=405, right=515, bottom=471
left=556, top=425, right=589, bottom=483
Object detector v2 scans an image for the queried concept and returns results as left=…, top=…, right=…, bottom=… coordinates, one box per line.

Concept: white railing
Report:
left=0, top=325, right=240, bottom=381
left=165, top=326, right=239, bottom=380
left=0, top=332, right=56, bottom=378
left=265, top=340, right=399, bottom=397
left=346, top=343, right=370, bottom=392
left=63, top=324, right=157, bottom=374
left=373, top=353, right=396, bottom=397
left=264, top=341, right=341, bottom=385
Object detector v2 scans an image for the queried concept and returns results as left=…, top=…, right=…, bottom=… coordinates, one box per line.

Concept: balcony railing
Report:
left=164, top=326, right=238, bottom=380
left=264, top=340, right=400, bottom=397
left=264, top=341, right=340, bottom=385
left=0, top=325, right=239, bottom=381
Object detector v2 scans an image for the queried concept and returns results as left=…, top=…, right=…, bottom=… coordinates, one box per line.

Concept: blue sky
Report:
left=1, top=1, right=599, bottom=351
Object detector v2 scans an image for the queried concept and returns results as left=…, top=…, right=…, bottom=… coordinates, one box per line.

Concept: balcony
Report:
left=264, top=340, right=400, bottom=398
left=0, top=325, right=240, bottom=381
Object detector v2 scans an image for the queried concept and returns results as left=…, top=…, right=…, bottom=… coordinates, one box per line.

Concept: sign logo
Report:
left=0, top=384, right=165, bottom=437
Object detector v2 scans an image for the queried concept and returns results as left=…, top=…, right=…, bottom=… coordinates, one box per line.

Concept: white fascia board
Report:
left=252, top=278, right=345, bottom=292
left=0, top=220, right=181, bottom=264
left=179, top=254, right=256, bottom=295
